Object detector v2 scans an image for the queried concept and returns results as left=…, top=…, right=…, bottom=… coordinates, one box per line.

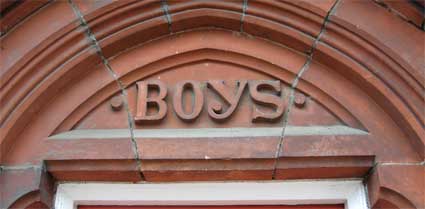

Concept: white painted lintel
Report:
left=54, top=180, right=369, bottom=209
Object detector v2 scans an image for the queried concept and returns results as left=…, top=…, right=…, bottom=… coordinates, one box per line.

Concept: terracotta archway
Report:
left=1, top=1, right=424, bottom=209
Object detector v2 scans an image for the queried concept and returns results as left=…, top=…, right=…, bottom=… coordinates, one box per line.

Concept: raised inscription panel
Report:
left=74, top=62, right=345, bottom=130
left=135, top=80, right=285, bottom=123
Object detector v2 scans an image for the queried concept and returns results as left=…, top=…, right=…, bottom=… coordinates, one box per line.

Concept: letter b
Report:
left=135, top=80, right=167, bottom=122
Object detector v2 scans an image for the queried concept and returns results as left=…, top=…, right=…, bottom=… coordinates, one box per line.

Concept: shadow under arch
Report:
left=374, top=187, right=417, bottom=209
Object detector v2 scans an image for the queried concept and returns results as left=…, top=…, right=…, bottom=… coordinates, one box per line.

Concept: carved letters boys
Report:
left=135, top=80, right=286, bottom=123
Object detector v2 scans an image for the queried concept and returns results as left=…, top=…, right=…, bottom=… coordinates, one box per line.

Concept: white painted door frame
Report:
left=54, top=180, right=369, bottom=209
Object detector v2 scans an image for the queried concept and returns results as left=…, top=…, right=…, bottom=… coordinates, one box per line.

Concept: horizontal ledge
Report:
left=49, top=126, right=368, bottom=140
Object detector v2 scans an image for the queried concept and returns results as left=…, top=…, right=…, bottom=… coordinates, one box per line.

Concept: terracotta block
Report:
left=46, top=160, right=142, bottom=182
left=286, top=90, right=361, bottom=128
left=0, top=48, right=98, bottom=163
left=242, top=14, right=314, bottom=54
left=141, top=159, right=275, bottom=182
left=137, top=133, right=278, bottom=181
left=275, top=156, right=374, bottom=179
left=167, top=0, right=243, bottom=33
left=280, top=133, right=422, bottom=163
left=320, top=22, right=425, bottom=130
left=98, top=16, right=169, bottom=58
left=72, top=93, right=130, bottom=130
left=3, top=135, right=136, bottom=167
left=246, top=0, right=324, bottom=37
left=319, top=1, right=425, bottom=152
left=108, top=29, right=306, bottom=80
left=329, top=0, right=425, bottom=72
left=280, top=135, right=374, bottom=158
left=0, top=0, right=50, bottom=34
left=1, top=167, right=53, bottom=209
left=170, top=8, right=242, bottom=32
left=81, top=0, right=168, bottom=58
left=0, top=1, right=79, bottom=83
left=167, top=0, right=243, bottom=36
left=1, top=60, right=122, bottom=165
left=43, top=137, right=135, bottom=161
left=73, top=0, right=131, bottom=21
left=137, top=136, right=280, bottom=160
left=0, top=31, right=91, bottom=126
left=298, top=60, right=423, bottom=162
left=83, top=0, right=162, bottom=41
left=282, top=0, right=336, bottom=17
left=325, top=0, right=424, bottom=88
left=287, top=87, right=364, bottom=130
left=376, top=0, right=424, bottom=29
left=167, top=0, right=243, bottom=14
left=143, top=170, right=273, bottom=182
left=367, top=164, right=424, bottom=209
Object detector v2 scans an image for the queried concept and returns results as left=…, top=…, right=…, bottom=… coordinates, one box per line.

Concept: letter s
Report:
left=249, top=80, right=285, bottom=122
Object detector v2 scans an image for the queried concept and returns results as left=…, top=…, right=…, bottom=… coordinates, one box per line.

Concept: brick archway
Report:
left=1, top=1, right=423, bottom=209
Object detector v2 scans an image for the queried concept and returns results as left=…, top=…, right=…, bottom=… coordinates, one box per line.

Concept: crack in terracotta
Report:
left=67, top=0, right=144, bottom=180
left=240, top=0, right=248, bottom=32
left=161, top=0, right=172, bottom=33
left=271, top=0, right=342, bottom=180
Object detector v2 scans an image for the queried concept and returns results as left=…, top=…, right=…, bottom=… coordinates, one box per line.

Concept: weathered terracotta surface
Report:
left=368, top=164, right=425, bottom=209
left=375, top=0, right=424, bottom=29
left=0, top=0, right=50, bottom=34
left=1, top=0, right=424, bottom=208
left=297, top=61, right=422, bottom=162
left=46, top=160, right=142, bottom=182
left=320, top=1, right=425, bottom=157
left=275, top=156, right=374, bottom=179
left=142, top=159, right=276, bottom=182
left=1, top=167, right=53, bottom=209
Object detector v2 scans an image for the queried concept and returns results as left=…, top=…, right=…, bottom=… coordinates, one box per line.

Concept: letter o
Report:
left=173, top=80, right=204, bottom=122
